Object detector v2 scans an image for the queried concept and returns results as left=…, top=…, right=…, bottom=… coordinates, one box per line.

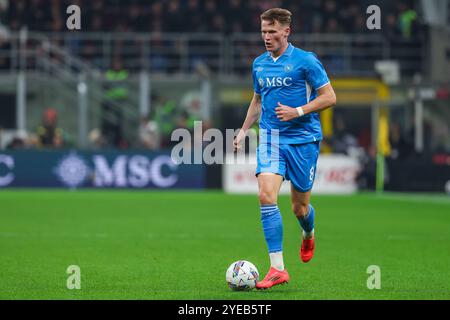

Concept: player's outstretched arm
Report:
left=233, top=93, right=261, bottom=151
left=275, top=83, right=337, bottom=122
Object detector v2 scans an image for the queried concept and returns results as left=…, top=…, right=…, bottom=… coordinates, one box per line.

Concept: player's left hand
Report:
left=275, top=102, right=299, bottom=122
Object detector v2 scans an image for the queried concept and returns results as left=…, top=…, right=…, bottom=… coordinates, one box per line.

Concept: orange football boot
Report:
left=300, top=236, right=315, bottom=263
left=256, top=267, right=290, bottom=289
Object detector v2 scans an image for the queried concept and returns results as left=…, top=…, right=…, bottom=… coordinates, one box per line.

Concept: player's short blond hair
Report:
left=260, top=8, right=292, bottom=26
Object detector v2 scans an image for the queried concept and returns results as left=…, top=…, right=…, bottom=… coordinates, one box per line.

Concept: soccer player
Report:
left=233, top=8, right=337, bottom=289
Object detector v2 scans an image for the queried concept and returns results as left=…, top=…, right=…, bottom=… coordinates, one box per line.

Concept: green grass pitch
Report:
left=0, top=190, right=449, bottom=300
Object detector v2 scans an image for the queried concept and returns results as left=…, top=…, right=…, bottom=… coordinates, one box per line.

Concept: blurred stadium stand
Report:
left=0, top=0, right=428, bottom=76
left=0, top=0, right=449, bottom=192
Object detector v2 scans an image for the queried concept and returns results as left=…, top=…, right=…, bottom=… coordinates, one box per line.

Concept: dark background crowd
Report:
left=2, top=0, right=423, bottom=40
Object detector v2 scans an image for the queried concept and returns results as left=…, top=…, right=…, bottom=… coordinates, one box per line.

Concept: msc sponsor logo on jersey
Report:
left=261, top=77, right=293, bottom=88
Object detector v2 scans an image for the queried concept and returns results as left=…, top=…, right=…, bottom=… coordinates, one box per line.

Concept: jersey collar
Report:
left=267, top=42, right=294, bottom=60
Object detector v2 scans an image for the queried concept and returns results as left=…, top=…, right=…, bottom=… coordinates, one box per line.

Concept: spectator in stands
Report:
left=150, top=1, right=164, bottom=32
left=0, top=27, right=10, bottom=69
left=150, top=93, right=181, bottom=148
left=88, top=128, right=106, bottom=150
left=356, top=145, right=377, bottom=190
left=225, top=0, right=248, bottom=34
left=204, top=0, right=220, bottom=31
left=339, top=2, right=361, bottom=33
left=389, top=122, right=411, bottom=159
left=90, top=15, right=103, bottom=32
left=0, top=0, right=8, bottom=26
left=102, top=55, right=129, bottom=148
left=46, top=0, right=63, bottom=32
left=324, top=18, right=343, bottom=33
left=139, top=117, right=161, bottom=150
left=128, top=3, right=146, bottom=32
left=210, top=14, right=225, bottom=33
left=322, top=0, right=338, bottom=31
left=149, top=32, right=170, bottom=73
left=36, top=108, right=64, bottom=148
left=185, top=0, right=203, bottom=32
left=8, top=0, right=26, bottom=31
left=165, top=0, right=184, bottom=32
left=398, top=2, right=419, bottom=40
left=385, top=13, right=402, bottom=39
left=5, top=136, right=25, bottom=149
left=331, top=116, right=359, bottom=155
left=90, top=1, right=105, bottom=30
left=5, top=133, right=27, bottom=150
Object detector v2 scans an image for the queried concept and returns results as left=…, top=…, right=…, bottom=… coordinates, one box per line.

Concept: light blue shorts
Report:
left=256, top=141, right=320, bottom=192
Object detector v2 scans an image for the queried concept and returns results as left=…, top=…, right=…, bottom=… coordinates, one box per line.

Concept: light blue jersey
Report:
left=252, top=43, right=330, bottom=145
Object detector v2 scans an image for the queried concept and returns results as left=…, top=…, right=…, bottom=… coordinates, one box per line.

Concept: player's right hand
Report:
left=233, top=130, right=246, bottom=152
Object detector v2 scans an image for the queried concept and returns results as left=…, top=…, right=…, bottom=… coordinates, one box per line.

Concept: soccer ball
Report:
left=225, top=260, right=259, bottom=291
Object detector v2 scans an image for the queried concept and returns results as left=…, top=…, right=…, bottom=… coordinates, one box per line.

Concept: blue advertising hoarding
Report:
left=0, top=150, right=205, bottom=189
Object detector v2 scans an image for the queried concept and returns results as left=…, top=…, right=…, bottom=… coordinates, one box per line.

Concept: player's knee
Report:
left=292, top=202, right=309, bottom=218
left=259, top=190, right=276, bottom=205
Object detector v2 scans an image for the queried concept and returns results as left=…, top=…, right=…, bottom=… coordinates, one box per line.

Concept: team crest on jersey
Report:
left=284, top=64, right=293, bottom=72
left=258, top=77, right=264, bottom=87
left=256, top=67, right=263, bottom=72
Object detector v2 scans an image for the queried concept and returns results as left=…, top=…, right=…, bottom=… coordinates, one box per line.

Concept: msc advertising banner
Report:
left=0, top=150, right=205, bottom=189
